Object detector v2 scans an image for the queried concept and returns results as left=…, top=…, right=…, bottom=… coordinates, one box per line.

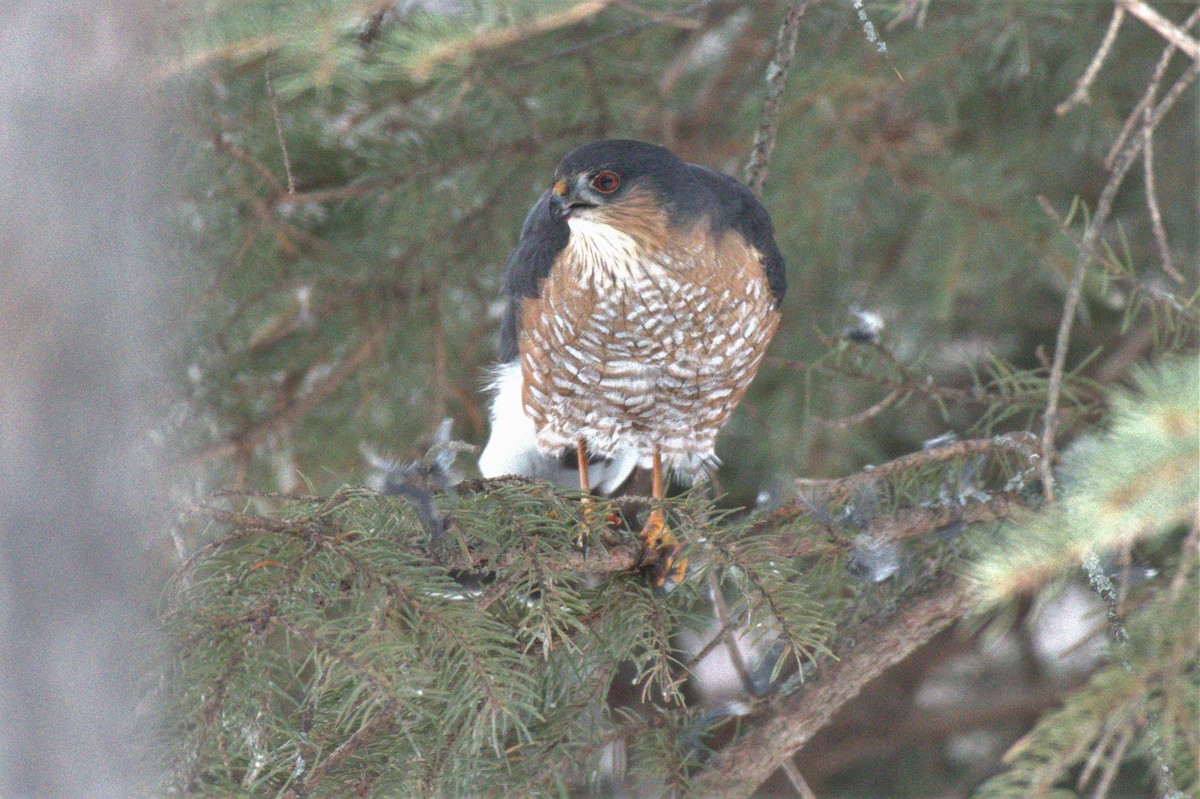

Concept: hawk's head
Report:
left=547, top=139, right=701, bottom=227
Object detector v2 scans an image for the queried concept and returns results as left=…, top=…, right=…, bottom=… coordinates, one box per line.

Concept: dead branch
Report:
left=1117, top=0, right=1200, bottom=62
left=744, top=2, right=808, bottom=196
left=1104, top=5, right=1200, bottom=170
left=1056, top=5, right=1126, bottom=115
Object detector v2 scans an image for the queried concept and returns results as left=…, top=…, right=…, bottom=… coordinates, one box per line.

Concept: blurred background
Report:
left=1, top=1, right=1196, bottom=797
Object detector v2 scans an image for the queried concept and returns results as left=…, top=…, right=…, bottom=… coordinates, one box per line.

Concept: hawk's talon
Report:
left=641, top=509, right=670, bottom=549
left=656, top=548, right=688, bottom=593
left=576, top=524, right=590, bottom=558
left=639, top=508, right=687, bottom=589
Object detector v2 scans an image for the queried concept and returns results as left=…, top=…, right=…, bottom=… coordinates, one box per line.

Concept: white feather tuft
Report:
left=478, top=361, right=637, bottom=495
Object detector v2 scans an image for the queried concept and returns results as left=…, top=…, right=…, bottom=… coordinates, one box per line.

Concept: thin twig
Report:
left=1056, top=5, right=1126, bottom=115
left=1138, top=8, right=1200, bottom=285
left=1040, top=60, right=1200, bottom=498
left=708, top=570, right=757, bottom=696
left=1089, top=723, right=1135, bottom=799
left=1142, top=102, right=1182, bottom=283
left=744, top=2, right=808, bottom=196
left=814, top=387, right=905, bottom=430
left=780, top=758, right=819, bottom=799
left=265, top=67, right=296, bottom=195
left=1082, top=550, right=1183, bottom=798
left=1103, top=6, right=1200, bottom=171
left=283, top=713, right=393, bottom=798
left=1036, top=196, right=1199, bottom=329
left=1078, top=719, right=1127, bottom=792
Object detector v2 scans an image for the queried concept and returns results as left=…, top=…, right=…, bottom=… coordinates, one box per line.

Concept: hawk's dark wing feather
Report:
left=687, top=165, right=787, bottom=308
left=498, top=189, right=569, bottom=362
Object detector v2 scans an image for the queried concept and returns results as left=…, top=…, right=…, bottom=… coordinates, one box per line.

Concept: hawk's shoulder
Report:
left=686, top=165, right=787, bottom=309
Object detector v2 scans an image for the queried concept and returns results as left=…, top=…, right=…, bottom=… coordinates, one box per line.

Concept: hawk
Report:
left=479, top=140, right=786, bottom=588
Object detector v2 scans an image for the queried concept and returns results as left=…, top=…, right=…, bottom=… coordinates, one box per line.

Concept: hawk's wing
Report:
left=497, top=190, right=568, bottom=362
left=686, top=165, right=787, bottom=308
left=483, top=190, right=636, bottom=493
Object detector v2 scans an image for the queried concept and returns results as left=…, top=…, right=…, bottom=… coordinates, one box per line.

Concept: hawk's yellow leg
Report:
left=576, top=439, right=593, bottom=555
left=641, top=447, right=687, bottom=589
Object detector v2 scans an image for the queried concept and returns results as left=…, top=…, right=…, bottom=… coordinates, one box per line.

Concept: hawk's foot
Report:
left=576, top=496, right=594, bottom=557
left=639, top=508, right=687, bottom=591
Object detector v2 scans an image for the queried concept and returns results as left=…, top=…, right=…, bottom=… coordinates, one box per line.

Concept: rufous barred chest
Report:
left=518, top=186, right=780, bottom=481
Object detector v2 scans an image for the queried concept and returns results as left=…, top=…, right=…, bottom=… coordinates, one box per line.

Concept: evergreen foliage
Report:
left=972, top=358, right=1198, bottom=799
left=157, top=1, right=1199, bottom=796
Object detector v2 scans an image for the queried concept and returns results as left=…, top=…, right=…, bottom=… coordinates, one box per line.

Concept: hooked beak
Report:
left=548, top=177, right=594, bottom=220
left=548, top=188, right=571, bottom=221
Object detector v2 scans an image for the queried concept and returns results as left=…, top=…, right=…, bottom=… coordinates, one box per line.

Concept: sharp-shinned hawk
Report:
left=479, top=139, right=786, bottom=588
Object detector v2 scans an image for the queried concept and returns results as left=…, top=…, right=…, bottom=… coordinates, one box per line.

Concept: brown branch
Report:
left=1138, top=7, right=1200, bottom=286
left=265, top=67, right=295, bottom=195
left=1141, top=100, right=1183, bottom=284
left=785, top=434, right=1038, bottom=509
left=813, top=387, right=905, bottom=430
left=690, top=575, right=973, bottom=799
left=1103, top=6, right=1200, bottom=171
left=743, top=2, right=807, bottom=196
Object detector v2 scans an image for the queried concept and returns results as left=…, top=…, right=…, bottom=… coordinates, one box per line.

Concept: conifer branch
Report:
left=512, top=0, right=725, bottom=69
left=409, top=1, right=613, bottom=80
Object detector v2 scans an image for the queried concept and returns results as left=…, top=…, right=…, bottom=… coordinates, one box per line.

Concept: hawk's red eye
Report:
left=591, top=171, right=620, bottom=193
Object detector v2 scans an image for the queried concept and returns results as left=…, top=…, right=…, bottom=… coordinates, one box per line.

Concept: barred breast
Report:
left=519, top=222, right=779, bottom=482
